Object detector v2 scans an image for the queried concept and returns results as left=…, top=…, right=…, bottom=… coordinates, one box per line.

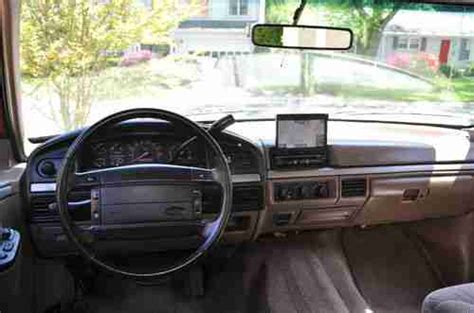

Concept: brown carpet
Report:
left=71, top=226, right=441, bottom=313
left=342, top=225, right=442, bottom=313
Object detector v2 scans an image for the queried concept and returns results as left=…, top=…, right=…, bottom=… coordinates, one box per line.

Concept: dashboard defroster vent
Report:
left=341, top=178, right=367, bottom=198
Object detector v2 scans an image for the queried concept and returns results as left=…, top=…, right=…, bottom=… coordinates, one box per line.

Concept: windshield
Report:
left=20, top=0, right=474, bottom=148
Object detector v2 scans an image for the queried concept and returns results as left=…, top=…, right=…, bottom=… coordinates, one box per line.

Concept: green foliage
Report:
left=463, top=63, right=474, bottom=77
left=20, top=0, right=196, bottom=131
left=439, top=64, right=461, bottom=78
left=265, top=0, right=401, bottom=56
left=324, top=0, right=402, bottom=56
left=265, top=0, right=318, bottom=24
left=141, top=0, right=202, bottom=45
left=21, top=0, right=143, bottom=79
left=253, top=27, right=283, bottom=47
left=265, top=0, right=297, bottom=23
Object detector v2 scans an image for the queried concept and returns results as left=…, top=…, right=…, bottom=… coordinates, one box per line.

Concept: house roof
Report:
left=385, top=9, right=474, bottom=36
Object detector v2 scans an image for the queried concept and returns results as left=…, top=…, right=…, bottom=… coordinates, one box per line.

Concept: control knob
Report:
left=39, top=161, right=57, bottom=177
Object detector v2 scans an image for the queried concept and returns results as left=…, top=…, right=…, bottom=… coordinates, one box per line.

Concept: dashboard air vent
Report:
left=202, top=184, right=263, bottom=213
left=341, top=178, right=367, bottom=198
left=30, top=195, right=58, bottom=222
left=222, top=143, right=259, bottom=174
left=232, top=185, right=263, bottom=211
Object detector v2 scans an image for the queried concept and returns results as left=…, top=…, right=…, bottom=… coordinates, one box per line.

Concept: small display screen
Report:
left=277, top=114, right=327, bottom=149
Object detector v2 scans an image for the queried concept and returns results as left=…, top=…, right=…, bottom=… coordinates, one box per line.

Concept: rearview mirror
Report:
left=252, top=24, right=353, bottom=50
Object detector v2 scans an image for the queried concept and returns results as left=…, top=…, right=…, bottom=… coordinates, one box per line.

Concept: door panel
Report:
left=439, top=40, right=451, bottom=64
left=0, top=162, right=32, bottom=313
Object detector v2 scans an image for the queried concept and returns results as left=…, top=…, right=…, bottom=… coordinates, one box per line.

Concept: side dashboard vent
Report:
left=30, top=195, right=58, bottom=222
left=30, top=189, right=91, bottom=223
left=341, top=178, right=367, bottom=198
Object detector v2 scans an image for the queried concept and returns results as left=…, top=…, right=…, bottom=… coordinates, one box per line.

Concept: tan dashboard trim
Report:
left=268, top=163, right=474, bottom=179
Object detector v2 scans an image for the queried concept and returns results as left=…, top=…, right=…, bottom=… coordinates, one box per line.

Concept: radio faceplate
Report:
left=270, top=147, right=328, bottom=169
left=273, top=180, right=335, bottom=202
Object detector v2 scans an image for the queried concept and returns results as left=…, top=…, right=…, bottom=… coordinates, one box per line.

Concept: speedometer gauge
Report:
left=109, top=143, right=131, bottom=167
left=130, top=140, right=155, bottom=163
left=154, top=144, right=170, bottom=162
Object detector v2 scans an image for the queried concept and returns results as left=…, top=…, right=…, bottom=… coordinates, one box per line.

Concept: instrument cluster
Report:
left=80, top=135, right=203, bottom=170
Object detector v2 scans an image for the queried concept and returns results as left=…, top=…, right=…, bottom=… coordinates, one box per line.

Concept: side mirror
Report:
left=252, top=24, right=353, bottom=50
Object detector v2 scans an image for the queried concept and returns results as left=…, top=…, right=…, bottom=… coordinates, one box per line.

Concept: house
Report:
left=172, top=0, right=265, bottom=56
left=378, top=9, right=474, bottom=69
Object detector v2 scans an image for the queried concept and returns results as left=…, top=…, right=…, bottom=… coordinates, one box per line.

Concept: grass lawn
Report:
left=253, top=77, right=474, bottom=103
left=22, top=58, right=200, bottom=103
left=448, top=78, right=474, bottom=102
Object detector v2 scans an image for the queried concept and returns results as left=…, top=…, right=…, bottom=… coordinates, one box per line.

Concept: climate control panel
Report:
left=274, top=181, right=332, bottom=201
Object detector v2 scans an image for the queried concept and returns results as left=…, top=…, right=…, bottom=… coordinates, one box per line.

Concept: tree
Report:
left=324, top=0, right=402, bottom=56
left=21, top=0, right=199, bottom=131
left=253, top=26, right=283, bottom=47
left=265, top=0, right=401, bottom=57
left=21, top=0, right=144, bottom=131
left=141, top=0, right=203, bottom=46
left=265, top=0, right=319, bottom=95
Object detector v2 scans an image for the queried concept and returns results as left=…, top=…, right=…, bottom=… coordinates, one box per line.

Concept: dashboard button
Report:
left=0, top=228, right=11, bottom=240
left=86, top=176, right=97, bottom=183
left=3, top=242, right=13, bottom=252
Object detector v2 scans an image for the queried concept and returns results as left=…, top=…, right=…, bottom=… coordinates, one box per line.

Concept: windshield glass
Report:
left=20, top=0, right=474, bottom=147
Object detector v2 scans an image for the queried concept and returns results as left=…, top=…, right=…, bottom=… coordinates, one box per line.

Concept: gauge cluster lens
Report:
left=84, top=136, right=201, bottom=169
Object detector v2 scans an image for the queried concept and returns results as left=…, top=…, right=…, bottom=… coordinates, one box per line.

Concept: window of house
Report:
left=420, top=38, right=427, bottom=51
left=393, top=36, right=421, bottom=51
left=409, top=38, right=420, bottom=50
left=229, top=0, right=248, bottom=16
left=459, top=38, right=470, bottom=61
left=397, top=37, right=408, bottom=49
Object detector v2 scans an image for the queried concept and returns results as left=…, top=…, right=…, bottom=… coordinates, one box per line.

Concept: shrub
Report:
left=386, top=52, right=439, bottom=76
left=463, top=63, right=474, bottom=77
left=119, top=50, right=153, bottom=67
left=105, top=56, right=121, bottom=67
left=439, top=64, right=461, bottom=78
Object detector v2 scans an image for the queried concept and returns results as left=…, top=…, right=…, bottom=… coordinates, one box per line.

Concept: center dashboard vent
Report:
left=232, top=185, right=263, bottom=211
left=222, top=142, right=259, bottom=174
left=341, top=178, right=367, bottom=197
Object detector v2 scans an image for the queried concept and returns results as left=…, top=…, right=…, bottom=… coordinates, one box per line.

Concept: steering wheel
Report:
left=56, top=108, right=233, bottom=278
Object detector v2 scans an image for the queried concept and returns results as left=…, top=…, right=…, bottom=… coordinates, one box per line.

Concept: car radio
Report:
left=274, top=181, right=331, bottom=201
left=270, top=114, right=328, bottom=170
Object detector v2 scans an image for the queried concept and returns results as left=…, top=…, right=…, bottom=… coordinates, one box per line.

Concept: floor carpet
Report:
left=68, top=226, right=441, bottom=313
left=342, top=225, right=442, bottom=313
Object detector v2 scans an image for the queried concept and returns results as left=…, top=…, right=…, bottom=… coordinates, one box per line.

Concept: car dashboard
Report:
left=24, top=118, right=474, bottom=257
